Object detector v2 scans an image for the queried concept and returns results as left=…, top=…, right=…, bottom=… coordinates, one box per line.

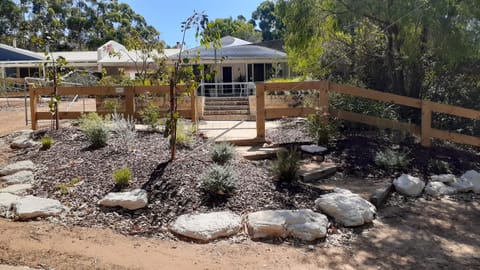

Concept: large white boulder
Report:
left=0, top=193, right=19, bottom=218
left=0, top=171, right=34, bottom=186
left=315, top=189, right=376, bottom=227
left=460, top=170, right=480, bottom=193
left=430, top=174, right=456, bottom=184
left=170, top=211, right=242, bottom=242
left=10, top=137, right=40, bottom=149
left=0, top=184, right=32, bottom=195
left=98, top=189, right=148, bottom=210
left=246, top=209, right=328, bottom=241
left=0, top=160, right=35, bottom=176
left=425, top=182, right=457, bottom=197
left=393, top=174, right=425, bottom=197
left=12, top=195, right=66, bottom=220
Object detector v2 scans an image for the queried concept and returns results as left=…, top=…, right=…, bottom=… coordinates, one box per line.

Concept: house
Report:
left=0, top=36, right=290, bottom=92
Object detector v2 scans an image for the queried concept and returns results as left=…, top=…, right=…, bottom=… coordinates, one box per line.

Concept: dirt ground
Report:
left=1, top=99, right=479, bottom=270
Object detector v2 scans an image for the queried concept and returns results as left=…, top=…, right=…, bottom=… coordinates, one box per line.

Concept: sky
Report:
left=120, top=0, right=265, bottom=48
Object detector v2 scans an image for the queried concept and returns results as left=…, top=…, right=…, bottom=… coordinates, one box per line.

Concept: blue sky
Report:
left=120, top=0, right=265, bottom=48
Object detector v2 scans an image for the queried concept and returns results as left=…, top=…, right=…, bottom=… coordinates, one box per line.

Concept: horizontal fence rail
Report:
left=29, top=81, right=479, bottom=147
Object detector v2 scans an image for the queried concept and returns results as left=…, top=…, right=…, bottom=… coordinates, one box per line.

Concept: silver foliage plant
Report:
left=111, top=112, right=136, bottom=152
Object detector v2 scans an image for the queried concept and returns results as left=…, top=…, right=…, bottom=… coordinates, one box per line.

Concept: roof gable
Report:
left=0, top=43, right=44, bottom=61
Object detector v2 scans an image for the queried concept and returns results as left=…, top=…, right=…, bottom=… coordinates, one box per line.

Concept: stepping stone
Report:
left=98, top=189, right=148, bottom=210
left=237, top=146, right=282, bottom=160
left=10, top=138, right=40, bottom=149
left=300, top=145, right=327, bottom=155
left=12, top=195, right=66, bottom=220
left=393, top=174, right=425, bottom=197
left=246, top=209, right=328, bottom=241
left=0, top=193, right=19, bottom=218
left=298, top=161, right=337, bottom=182
left=0, top=184, right=33, bottom=195
left=0, top=171, right=34, bottom=186
left=170, top=211, right=242, bottom=242
left=315, top=188, right=376, bottom=227
left=0, top=160, right=35, bottom=176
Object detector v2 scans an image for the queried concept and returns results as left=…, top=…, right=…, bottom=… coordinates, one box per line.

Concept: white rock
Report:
left=10, top=138, right=40, bottom=149
left=98, top=189, right=148, bottom=210
left=393, top=174, right=425, bottom=197
left=0, top=160, right=35, bottom=176
left=170, top=211, right=242, bottom=241
left=246, top=209, right=328, bottom=241
left=315, top=189, right=376, bottom=227
left=300, top=145, right=327, bottom=154
left=460, top=170, right=480, bottom=193
left=425, top=182, right=457, bottom=197
left=0, top=193, right=19, bottom=218
left=430, top=174, right=456, bottom=184
left=0, top=184, right=33, bottom=195
left=12, top=195, right=65, bottom=220
left=448, top=177, right=474, bottom=192
left=0, top=171, right=34, bottom=185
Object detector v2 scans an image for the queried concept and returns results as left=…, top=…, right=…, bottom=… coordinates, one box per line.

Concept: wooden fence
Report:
left=255, top=81, right=479, bottom=147
left=29, top=81, right=479, bottom=147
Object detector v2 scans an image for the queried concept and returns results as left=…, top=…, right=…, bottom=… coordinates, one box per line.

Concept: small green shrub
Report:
left=80, top=112, right=109, bottom=148
left=199, top=165, right=236, bottom=197
left=40, top=136, right=53, bottom=150
left=210, top=143, right=236, bottom=164
left=375, top=148, right=410, bottom=171
left=305, top=113, right=338, bottom=145
left=113, top=167, right=132, bottom=187
left=175, top=120, right=194, bottom=148
left=429, top=159, right=451, bottom=174
left=270, top=149, right=300, bottom=183
left=55, top=177, right=82, bottom=195
left=137, top=94, right=162, bottom=130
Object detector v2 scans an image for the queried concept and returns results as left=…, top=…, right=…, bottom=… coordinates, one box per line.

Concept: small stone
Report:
left=315, top=189, right=376, bottom=227
left=0, top=160, right=35, bottom=176
left=393, top=174, right=425, bottom=197
left=170, top=211, right=242, bottom=242
left=425, top=182, right=457, bottom=197
left=98, top=189, right=148, bottom=210
left=12, top=195, right=66, bottom=220
left=369, top=184, right=393, bottom=207
left=246, top=209, right=328, bottom=241
left=430, top=174, right=456, bottom=184
left=0, top=184, right=33, bottom=195
left=300, top=145, right=327, bottom=155
left=0, top=171, right=34, bottom=186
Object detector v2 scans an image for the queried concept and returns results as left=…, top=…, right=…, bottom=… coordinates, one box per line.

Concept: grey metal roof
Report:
left=176, top=44, right=287, bottom=60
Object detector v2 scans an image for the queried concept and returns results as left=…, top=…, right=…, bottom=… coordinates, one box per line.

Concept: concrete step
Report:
left=204, top=110, right=249, bottom=115
left=202, top=115, right=255, bottom=121
left=205, top=100, right=249, bottom=106
left=237, top=146, right=283, bottom=160
left=205, top=97, right=249, bottom=102
left=297, top=161, right=338, bottom=182
left=204, top=105, right=249, bottom=111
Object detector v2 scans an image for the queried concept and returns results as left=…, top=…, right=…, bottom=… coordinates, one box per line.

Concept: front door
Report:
left=222, top=66, right=233, bottom=95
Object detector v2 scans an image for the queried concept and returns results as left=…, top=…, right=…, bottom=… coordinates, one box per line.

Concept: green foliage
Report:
left=199, top=165, right=236, bottom=197
left=40, top=136, right=53, bottom=150
left=210, top=143, right=236, bottom=164
left=375, top=148, right=410, bottom=172
left=428, top=159, right=451, bottom=174
left=55, top=177, right=82, bottom=195
left=80, top=113, right=109, bottom=148
left=113, top=167, right=132, bottom=187
left=138, top=94, right=163, bottom=130
left=305, top=113, right=338, bottom=145
left=251, top=0, right=284, bottom=41
left=270, top=149, right=300, bottom=183
left=175, top=120, right=194, bottom=149
left=207, top=17, right=262, bottom=43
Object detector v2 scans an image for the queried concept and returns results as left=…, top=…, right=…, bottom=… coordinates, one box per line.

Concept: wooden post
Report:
left=29, top=86, right=38, bottom=130
left=191, top=92, right=197, bottom=126
left=125, top=87, right=135, bottom=119
left=256, top=83, right=265, bottom=139
left=319, top=80, right=330, bottom=117
left=421, top=101, right=432, bottom=147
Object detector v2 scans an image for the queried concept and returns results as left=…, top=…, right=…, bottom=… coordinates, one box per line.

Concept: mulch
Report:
left=9, top=119, right=480, bottom=238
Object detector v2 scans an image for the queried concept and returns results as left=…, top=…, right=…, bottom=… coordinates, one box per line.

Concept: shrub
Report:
left=375, top=148, right=410, bottom=171
left=175, top=119, right=194, bottom=148
left=55, top=177, right=82, bottom=195
left=429, top=159, right=451, bottom=174
left=40, top=136, right=53, bottom=150
left=199, top=165, right=236, bottom=197
left=80, top=112, right=110, bottom=148
left=270, top=149, right=300, bottom=183
left=305, top=113, right=337, bottom=145
left=138, top=94, right=162, bottom=130
left=210, top=143, right=236, bottom=164
left=113, top=167, right=132, bottom=187
left=111, top=113, right=136, bottom=151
